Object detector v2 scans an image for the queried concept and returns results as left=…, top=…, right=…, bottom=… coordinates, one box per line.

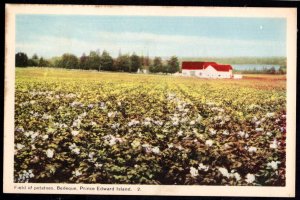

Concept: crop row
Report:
left=14, top=69, right=286, bottom=185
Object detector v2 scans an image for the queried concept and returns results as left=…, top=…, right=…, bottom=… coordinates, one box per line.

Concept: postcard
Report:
left=4, top=4, right=296, bottom=197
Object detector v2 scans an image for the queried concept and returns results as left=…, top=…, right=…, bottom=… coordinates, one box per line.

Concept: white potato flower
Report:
left=71, top=130, right=80, bottom=136
left=177, top=130, right=183, bottom=136
left=270, top=139, right=278, bottom=149
left=72, top=169, right=82, bottom=177
left=107, top=111, right=116, bottom=118
left=189, top=120, right=195, bottom=125
left=42, top=135, right=49, bottom=140
left=238, top=131, right=245, bottom=138
left=222, top=130, right=229, bottom=135
left=46, top=149, right=54, bottom=158
left=266, top=112, right=275, bottom=118
left=209, top=128, right=216, bottom=135
left=205, top=140, right=213, bottom=147
left=198, top=163, right=209, bottom=171
left=266, top=132, right=272, bottom=136
left=245, top=173, right=255, bottom=184
left=73, top=147, right=80, bottom=155
left=233, top=172, right=241, bottom=181
left=218, top=167, right=230, bottom=178
left=94, top=163, right=103, bottom=169
left=248, top=146, right=257, bottom=153
left=267, top=161, right=281, bottom=170
left=190, top=167, right=199, bottom=177
left=255, top=128, right=264, bottom=132
left=152, top=147, right=160, bottom=155
left=16, top=143, right=25, bottom=150
left=88, top=152, right=95, bottom=160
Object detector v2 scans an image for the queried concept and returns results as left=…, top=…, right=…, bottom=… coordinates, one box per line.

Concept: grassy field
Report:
left=14, top=67, right=286, bottom=185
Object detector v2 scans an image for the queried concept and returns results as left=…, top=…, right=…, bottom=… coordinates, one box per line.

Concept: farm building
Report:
left=233, top=74, right=243, bottom=79
left=181, top=61, right=233, bottom=78
left=137, top=68, right=148, bottom=74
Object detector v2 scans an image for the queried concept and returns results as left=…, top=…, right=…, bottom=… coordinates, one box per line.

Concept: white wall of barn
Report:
left=182, top=69, right=203, bottom=77
left=182, top=66, right=232, bottom=78
left=202, top=66, right=232, bottom=78
left=182, top=69, right=190, bottom=76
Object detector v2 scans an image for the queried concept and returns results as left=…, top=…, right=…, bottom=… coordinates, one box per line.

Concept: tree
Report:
left=28, top=54, right=39, bottom=66
left=79, top=53, right=89, bottom=70
left=28, top=59, right=38, bottom=67
left=49, top=57, right=61, bottom=68
left=32, top=54, right=38, bottom=60
left=115, top=54, right=131, bottom=72
left=101, top=50, right=113, bottom=71
left=130, top=53, right=141, bottom=72
left=57, top=53, right=79, bottom=69
left=149, top=57, right=163, bottom=73
left=267, top=66, right=276, bottom=74
left=38, top=57, right=49, bottom=67
left=144, top=55, right=150, bottom=67
left=278, top=66, right=286, bottom=74
left=140, top=55, right=145, bottom=66
left=15, top=52, right=28, bottom=67
left=86, top=51, right=101, bottom=70
left=167, top=56, right=180, bottom=73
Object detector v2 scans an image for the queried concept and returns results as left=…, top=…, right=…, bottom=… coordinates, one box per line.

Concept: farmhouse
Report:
left=181, top=61, right=233, bottom=78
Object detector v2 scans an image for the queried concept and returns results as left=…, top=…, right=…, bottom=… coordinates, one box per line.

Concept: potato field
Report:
left=14, top=68, right=286, bottom=185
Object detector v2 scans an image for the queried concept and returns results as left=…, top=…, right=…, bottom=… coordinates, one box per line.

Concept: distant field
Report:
left=16, top=67, right=286, bottom=90
left=14, top=67, right=286, bottom=185
left=243, top=74, right=286, bottom=79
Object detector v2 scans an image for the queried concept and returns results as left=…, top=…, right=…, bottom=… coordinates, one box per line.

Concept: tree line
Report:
left=15, top=51, right=180, bottom=74
left=15, top=53, right=50, bottom=68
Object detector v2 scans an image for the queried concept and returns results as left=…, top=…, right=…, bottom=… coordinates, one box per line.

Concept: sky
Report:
left=15, top=15, right=286, bottom=58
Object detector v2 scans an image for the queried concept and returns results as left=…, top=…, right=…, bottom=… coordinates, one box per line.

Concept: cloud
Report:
left=16, top=31, right=286, bottom=58
left=94, top=31, right=284, bottom=48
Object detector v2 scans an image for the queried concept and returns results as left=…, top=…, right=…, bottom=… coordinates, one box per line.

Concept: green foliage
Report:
left=141, top=55, right=151, bottom=67
left=14, top=68, right=286, bottom=185
left=28, top=54, right=39, bottom=67
left=278, top=66, right=286, bottom=74
left=28, top=59, right=38, bottom=67
left=167, top=56, right=180, bottom=73
left=56, top=53, right=79, bottom=69
left=130, top=54, right=142, bottom=72
left=86, top=51, right=101, bottom=71
left=38, top=57, right=50, bottom=67
left=15, top=52, right=28, bottom=67
left=149, top=57, right=163, bottom=73
left=32, top=54, right=38, bottom=60
left=18, top=50, right=286, bottom=77
left=79, top=53, right=89, bottom=70
left=100, top=51, right=113, bottom=71
left=149, top=56, right=179, bottom=74
left=115, top=54, right=131, bottom=72
left=48, top=57, right=61, bottom=68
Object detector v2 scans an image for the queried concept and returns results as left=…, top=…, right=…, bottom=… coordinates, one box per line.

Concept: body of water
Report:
left=232, top=64, right=280, bottom=71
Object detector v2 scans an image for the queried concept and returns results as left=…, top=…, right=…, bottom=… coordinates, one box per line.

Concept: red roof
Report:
left=209, top=64, right=233, bottom=72
left=182, top=61, right=232, bottom=72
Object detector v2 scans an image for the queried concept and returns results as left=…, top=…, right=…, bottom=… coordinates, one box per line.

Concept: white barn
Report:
left=233, top=74, right=243, bottom=79
left=182, top=62, right=233, bottom=79
left=137, top=68, right=148, bottom=74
